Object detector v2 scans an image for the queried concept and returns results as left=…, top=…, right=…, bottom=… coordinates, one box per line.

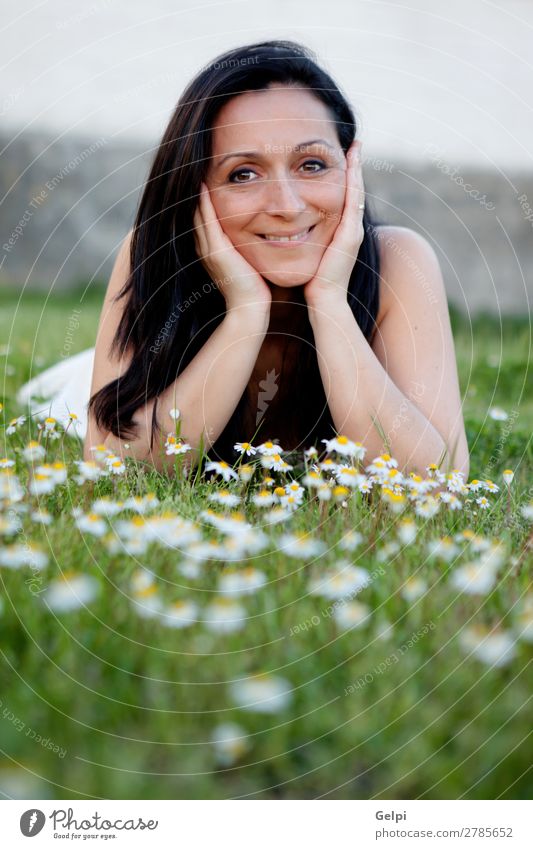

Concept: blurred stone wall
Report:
left=1, top=128, right=531, bottom=315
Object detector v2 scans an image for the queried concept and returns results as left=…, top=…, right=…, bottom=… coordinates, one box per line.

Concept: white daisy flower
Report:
left=262, top=507, right=293, bottom=525
left=488, top=407, right=508, bottom=421
left=0, top=471, right=25, bottom=503
left=381, top=488, right=406, bottom=514
left=333, top=600, right=371, bottom=630
left=260, top=452, right=291, bottom=472
left=75, top=512, right=108, bottom=538
left=358, top=477, right=373, bottom=494
left=304, top=446, right=318, bottom=459
left=30, top=509, right=52, bottom=526
left=521, top=502, right=533, bottom=521
left=414, top=496, right=441, bottom=519
left=397, top=519, right=417, bottom=546
left=277, top=493, right=300, bottom=512
left=203, top=598, right=247, bottom=633
left=338, top=530, right=363, bottom=552
left=211, top=722, right=250, bottom=766
left=277, top=531, right=326, bottom=558
left=0, top=514, right=23, bottom=535
left=22, top=441, right=46, bottom=462
left=237, top=464, right=254, bottom=482
left=309, top=561, right=370, bottom=600
left=185, top=539, right=234, bottom=561
left=322, top=435, right=366, bottom=460
left=450, top=562, right=497, bottom=595
left=164, top=435, right=192, bottom=456
left=251, top=489, right=276, bottom=507
left=284, top=481, right=305, bottom=502
left=123, top=493, right=160, bottom=514
left=479, top=543, right=505, bottom=571
left=233, top=441, right=257, bottom=456
left=28, top=473, right=56, bottom=496
left=335, top=466, right=365, bottom=488
left=90, top=444, right=114, bottom=462
left=204, top=460, right=239, bottom=482
left=446, top=470, right=466, bottom=493
left=0, top=544, right=48, bottom=571
left=476, top=496, right=490, bottom=510
left=0, top=458, right=15, bottom=468
left=502, top=469, right=514, bottom=486
left=317, top=458, right=339, bottom=476
left=317, top=483, right=332, bottom=501
left=106, top=457, right=126, bottom=475
left=91, top=498, right=125, bottom=517
left=218, top=566, right=267, bottom=597
left=400, top=576, right=427, bottom=601
left=169, top=407, right=181, bottom=420
left=301, top=470, right=324, bottom=488
left=130, top=585, right=164, bottom=618
left=371, top=452, right=398, bottom=469
left=230, top=673, right=293, bottom=714
left=208, top=490, right=241, bottom=508
left=440, top=493, right=463, bottom=511
left=459, top=625, right=516, bottom=667
left=426, top=463, right=446, bottom=483
left=376, top=540, right=401, bottom=563
left=42, top=572, right=98, bottom=613
left=256, top=440, right=283, bottom=456
left=39, top=416, right=60, bottom=436
left=159, top=599, right=199, bottom=629
left=200, top=509, right=251, bottom=536
left=130, top=567, right=156, bottom=594
left=328, top=485, right=348, bottom=504
left=6, top=415, right=26, bottom=435
left=74, top=460, right=107, bottom=484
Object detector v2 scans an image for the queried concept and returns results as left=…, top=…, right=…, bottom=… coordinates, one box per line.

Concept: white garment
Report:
left=16, top=348, right=96, bottom=439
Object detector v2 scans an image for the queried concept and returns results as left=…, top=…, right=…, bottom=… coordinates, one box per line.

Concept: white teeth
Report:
left=262, top=227, right=311, bottom=242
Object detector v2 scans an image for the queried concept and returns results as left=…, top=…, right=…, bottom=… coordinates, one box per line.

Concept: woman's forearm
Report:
left=103, top=306, right=269, bottom=472
left=309, top=303, right=448, bottom=475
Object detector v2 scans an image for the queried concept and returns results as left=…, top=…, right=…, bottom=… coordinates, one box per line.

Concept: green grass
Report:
left=0, top=289, right=531, bottom=800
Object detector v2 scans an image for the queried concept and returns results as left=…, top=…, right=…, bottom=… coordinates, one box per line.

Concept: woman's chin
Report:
left=264, top=272, right=313, bottom=288
left=258, top=263, right=321, bottom=288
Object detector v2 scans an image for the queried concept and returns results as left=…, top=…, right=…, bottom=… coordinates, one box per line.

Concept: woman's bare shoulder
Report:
left=372, top=225, right=432, bottom=327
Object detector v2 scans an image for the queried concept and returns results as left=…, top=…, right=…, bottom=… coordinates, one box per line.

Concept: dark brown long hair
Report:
left=88, top=39, right=383, bottom=462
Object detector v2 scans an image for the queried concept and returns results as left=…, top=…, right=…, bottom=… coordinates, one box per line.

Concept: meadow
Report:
left=0, top=286, right=531, bottom=800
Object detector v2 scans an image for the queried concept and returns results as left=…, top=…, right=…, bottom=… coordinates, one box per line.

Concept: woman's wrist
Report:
left=224, top=302, right=271, bottom=335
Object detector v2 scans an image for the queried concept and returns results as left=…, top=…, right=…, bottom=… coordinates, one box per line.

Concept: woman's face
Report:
left=204, top=85, right=348, bottom=288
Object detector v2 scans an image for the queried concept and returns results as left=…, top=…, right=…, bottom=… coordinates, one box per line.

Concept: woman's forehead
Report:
left=210, top=87, right=338, bottom=154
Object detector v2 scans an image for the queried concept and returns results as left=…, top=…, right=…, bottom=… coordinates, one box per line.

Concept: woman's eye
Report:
left=300, top=159, right=326, bottom=173
left=228, top=159, right=327, bottom=183
left=228, top=168, right=256, bottom=183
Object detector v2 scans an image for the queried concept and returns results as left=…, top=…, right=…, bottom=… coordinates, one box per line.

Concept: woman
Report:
left=19, top=40, right=469, bottom=478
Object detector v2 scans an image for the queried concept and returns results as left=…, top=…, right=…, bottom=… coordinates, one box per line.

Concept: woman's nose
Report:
left=262, top=175, right=307, bottom=217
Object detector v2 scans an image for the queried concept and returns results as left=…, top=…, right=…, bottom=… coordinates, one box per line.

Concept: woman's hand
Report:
left=193, top=182, right=272, bottom=318
left=303, top=139, right=365, bottom=312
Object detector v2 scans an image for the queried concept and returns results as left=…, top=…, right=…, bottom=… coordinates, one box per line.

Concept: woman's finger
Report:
left=199, top=182, right=229, bottom=250
left=193, top=205, right=208, bottom=258
left=337, top=140, right=364, bottom=242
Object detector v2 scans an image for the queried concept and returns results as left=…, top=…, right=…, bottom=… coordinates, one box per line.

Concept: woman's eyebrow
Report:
left=214, top=139, right=337, bottom=168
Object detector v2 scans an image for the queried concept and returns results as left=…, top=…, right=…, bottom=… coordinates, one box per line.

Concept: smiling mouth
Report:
left=258, top=224, right=316, bottom=243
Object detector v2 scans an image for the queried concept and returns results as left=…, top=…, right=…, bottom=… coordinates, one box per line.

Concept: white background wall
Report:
left=2, top=0, right=532, bottom=171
